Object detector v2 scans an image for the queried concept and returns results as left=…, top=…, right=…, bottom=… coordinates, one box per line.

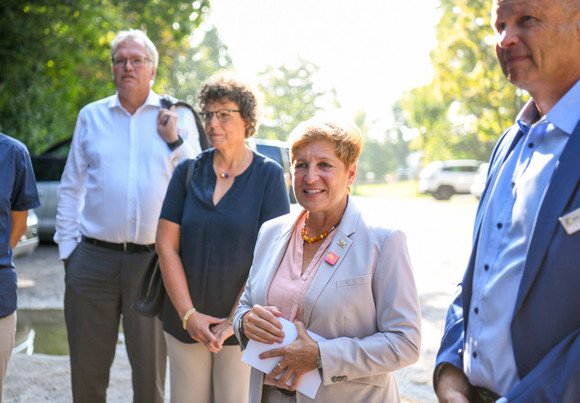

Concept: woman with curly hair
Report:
left=156, top=74, right=290, bottom=403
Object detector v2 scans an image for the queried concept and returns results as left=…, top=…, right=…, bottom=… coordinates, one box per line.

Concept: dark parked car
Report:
left=31, top=138, right=70, bottom=242
left=253, top=138, right=296, bottom=203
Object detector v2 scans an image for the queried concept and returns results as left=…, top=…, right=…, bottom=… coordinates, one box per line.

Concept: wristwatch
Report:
left=167, top=135, right=183, bottom=151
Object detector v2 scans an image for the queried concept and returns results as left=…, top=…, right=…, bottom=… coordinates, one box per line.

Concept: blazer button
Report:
left=331, top=376, right=340, bottom=383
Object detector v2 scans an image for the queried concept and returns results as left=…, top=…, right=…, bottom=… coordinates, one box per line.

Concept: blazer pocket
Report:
left=335, top=274, right=372, bottom=288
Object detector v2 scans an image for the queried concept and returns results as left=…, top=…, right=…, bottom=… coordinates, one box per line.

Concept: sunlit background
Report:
left=208, top=0, right=440, bottom=125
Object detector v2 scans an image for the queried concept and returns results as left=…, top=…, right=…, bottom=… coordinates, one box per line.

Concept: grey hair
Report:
left=110, top=29, right=159, bottom=68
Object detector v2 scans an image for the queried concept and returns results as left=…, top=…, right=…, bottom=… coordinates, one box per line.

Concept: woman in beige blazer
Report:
left=234, top=117, right=421, bottom=402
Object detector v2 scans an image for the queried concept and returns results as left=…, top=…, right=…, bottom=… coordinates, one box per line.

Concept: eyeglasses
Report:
left=112, top=57, right=150, bottom=68
left=200, top=109, right=241, bottom=124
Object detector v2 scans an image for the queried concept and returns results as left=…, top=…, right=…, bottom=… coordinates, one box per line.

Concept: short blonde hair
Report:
left=288, top=117, right=363, bottom=168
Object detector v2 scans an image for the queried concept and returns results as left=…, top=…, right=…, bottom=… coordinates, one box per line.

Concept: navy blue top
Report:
left=0, top=133, right=40, bottom=317
left=160, top=149, right=290, bottom=344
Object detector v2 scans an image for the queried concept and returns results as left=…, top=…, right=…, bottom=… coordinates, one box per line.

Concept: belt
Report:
left=472, top=385, right=500, bottom=403
left=82, top=236, right=154, bottom=253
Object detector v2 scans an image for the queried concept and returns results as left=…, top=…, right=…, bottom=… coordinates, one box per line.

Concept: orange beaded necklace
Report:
left=301, top=223, right=336, bottom=244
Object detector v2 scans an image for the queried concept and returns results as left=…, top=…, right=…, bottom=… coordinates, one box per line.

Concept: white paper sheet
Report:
left=241, top=317, right=325, bottom=399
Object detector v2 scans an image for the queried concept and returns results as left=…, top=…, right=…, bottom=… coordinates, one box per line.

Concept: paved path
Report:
left=7, top=195, right=478, bottom=402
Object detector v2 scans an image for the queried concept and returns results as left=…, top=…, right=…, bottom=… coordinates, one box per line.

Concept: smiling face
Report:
left=491, top=0, right=580, bottom=105
left=112, top=39, right=156, bottom=101
left=291, top=140, right=356, bottom=217
left=204, top=99, right=248, bottom=150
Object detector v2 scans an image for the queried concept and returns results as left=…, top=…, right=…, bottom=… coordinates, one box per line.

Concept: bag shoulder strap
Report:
left=160, top=95, right=210, bottom=151
left=185, top=158, right=194, bottom=193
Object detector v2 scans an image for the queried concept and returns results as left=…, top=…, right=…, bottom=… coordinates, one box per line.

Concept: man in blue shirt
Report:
left=0, top=132, right=40, bottom=400
left=435, top=0, right=580, bottom=402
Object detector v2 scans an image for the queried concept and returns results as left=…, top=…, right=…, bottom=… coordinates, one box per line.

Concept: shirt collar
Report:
left=516, top=100, right=540, bottom=134
left=109, top=90, right=160, bottom=111
left=546, top=78, right=580, bottom=135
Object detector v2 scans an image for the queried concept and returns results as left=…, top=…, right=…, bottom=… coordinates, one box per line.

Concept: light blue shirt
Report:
left=464, top=79, right=580, bottom=396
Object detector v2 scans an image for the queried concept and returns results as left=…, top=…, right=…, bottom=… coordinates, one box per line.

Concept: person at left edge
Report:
left=54, top=29, right=201, bottom=403
left=0, top=133, right=40, bottom=402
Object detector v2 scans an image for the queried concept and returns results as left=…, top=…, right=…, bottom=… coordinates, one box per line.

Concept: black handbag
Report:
left=131, top=252, right=164, bottom=317
left=132, top=158, right=195, bottom=317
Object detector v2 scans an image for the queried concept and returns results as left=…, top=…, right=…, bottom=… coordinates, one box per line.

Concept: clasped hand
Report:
left=244, top=305, right=319, bottom=391
left=184, top=311, right=233, bottom=354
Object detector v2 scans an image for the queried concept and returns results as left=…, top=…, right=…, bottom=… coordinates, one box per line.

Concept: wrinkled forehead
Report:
left=491, top=0, right=522, bottom=14
left=491, top=0, right=544, bottom=22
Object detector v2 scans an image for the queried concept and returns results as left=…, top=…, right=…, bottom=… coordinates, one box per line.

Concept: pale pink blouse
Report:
left=267, top=212, right=336, bottom=322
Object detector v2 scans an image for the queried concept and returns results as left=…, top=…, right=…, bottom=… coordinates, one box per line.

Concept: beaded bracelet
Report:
left=182, top=307, right=196, bottom=330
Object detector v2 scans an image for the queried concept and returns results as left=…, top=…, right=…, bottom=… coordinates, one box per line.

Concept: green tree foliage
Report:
left=399, top=0, right=527, bottom=164
left=356, top=107, right=411, bottom=182
left=257, top=59, right=339, bottom=141
left=0, top=0, right=210, bottom=153
left=387, top=103, right=412, bottom=176
left=163, top=25, right=234, bottom=105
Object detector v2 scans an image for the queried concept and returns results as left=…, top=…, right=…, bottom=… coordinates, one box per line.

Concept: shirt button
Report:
left=474, top=307, right=479, bottom=314
left=473, top=352, right=478, bottom=358
left=528, top=143, right=534, bottom=148
left=484, top=264, right=489, bottom=271
left=497, top=223, right=503, bottom=229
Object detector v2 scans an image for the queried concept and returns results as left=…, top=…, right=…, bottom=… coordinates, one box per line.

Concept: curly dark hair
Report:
left=197, top=74, right=259, bottom=138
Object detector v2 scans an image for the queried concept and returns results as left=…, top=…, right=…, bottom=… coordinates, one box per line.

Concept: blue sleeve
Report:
left=12, top=143, right=40, bottom=211
left=435, top=285, right=465, bottom=373
left=258, top=162, right=290, bottom=226
left=159, top=160, right=188, bottom=224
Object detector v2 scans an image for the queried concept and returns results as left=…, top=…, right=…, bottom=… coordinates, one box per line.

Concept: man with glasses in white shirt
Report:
left=55, top=29, right=201, bottom=403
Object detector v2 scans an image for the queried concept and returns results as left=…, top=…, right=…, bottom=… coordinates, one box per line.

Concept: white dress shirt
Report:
left=55, top=91, right=201, bottom=259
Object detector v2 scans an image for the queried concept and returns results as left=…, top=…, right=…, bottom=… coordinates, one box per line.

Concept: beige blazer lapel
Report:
left=303, top=198, right=360, bottom=327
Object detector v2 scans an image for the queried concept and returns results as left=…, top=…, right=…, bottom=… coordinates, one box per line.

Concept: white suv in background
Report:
left=418, top=159, right=485, bottom=200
